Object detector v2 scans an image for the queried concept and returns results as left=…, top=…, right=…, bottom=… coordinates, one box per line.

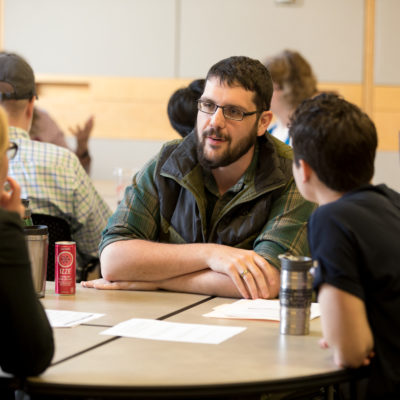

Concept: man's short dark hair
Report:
left=206, top=56, right=273, bottom=112
left=289, top=93, right=378, bottom=192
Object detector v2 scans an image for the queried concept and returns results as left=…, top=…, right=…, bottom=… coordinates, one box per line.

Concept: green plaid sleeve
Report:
left=99, top=157, right=160, bottom=254
left=253, top=179, right=317, bottom=270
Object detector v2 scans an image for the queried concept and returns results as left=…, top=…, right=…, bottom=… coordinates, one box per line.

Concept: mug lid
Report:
left=278, top=253, right=313, bottom=271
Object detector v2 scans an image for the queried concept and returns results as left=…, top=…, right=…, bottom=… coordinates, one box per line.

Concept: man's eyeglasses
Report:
left=197, top=100, right=259, bottom=121
left=6, top=142, right=18, bottom=160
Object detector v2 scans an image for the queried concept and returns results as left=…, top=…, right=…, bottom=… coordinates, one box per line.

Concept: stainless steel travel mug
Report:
left=279, top=254, right=313, bottom=335
left=24, top=225, right=49, bottom=298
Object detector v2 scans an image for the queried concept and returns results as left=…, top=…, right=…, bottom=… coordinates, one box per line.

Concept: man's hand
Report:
left=205, top=245, right=280, bottom=299
left=69, top=115, right=94, bottom=156
left=81, top=278, right=158, bottom=291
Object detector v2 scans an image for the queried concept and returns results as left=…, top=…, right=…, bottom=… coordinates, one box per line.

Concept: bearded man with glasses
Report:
left=83, top=56, right=316, bottom=300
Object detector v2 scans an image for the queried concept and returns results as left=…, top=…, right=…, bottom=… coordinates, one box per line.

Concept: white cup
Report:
left=113, top=167, right=136, bottom=205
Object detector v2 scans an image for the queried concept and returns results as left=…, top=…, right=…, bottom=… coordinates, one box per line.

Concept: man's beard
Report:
left=196, top=124, right=258, bottom=170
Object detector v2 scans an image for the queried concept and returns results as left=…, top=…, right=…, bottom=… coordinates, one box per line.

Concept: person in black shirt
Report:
left=289, top=93, right=400, bottom=399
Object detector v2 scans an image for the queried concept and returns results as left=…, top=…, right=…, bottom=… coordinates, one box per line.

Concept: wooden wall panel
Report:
left=374, top=86, right=400, bottom=112
left=373, top=86, right=400, bottom=150
left=318, top=83, right=363, bottom=108
left=35, top=76, right=398, bottom=150
left=36, top=76, right=191, bottom=141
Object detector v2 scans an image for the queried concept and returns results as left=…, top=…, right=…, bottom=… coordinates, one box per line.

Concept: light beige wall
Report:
left=179, top=0, right=364, bottom=82
left=0, top=0, right=3, bottom=50
left=3, top=0, right=365, bottom=82
left=3, top=0, right=177, bottom=77
left=374, top=0, right=400, bottom=85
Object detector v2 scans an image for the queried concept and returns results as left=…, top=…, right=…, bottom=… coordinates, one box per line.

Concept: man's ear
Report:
left=24, top=98, right=35, bottom=132
left=257, top=110, right=273, bottom=136
left=26, top=97, right=35, bottom=121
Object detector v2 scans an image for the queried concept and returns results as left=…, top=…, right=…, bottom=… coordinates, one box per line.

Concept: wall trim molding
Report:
left=363, top=0, right=375, bottom=116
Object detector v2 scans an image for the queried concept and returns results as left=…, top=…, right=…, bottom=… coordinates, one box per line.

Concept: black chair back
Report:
left=31, top=213, right=99, bottom=282
left=31, top=213, right=72, bottom=281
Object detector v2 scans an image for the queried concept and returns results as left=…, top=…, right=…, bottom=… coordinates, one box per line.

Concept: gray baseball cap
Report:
left=0, top=52, right=37, bottom=100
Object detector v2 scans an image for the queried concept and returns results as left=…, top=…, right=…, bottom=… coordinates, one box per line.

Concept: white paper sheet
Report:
left=100, top=318, right=246, bottom=344
left=46, top=309, right=105, bottom=327
left=203, top=299, right=321, bottom=321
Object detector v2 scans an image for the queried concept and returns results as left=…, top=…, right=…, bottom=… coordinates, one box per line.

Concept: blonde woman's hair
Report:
left=0, top=106, right=9, bottom=156
left=264, top=49, right=318, bottom=109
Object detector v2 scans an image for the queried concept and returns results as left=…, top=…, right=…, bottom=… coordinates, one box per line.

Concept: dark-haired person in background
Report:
left=0, top=106, right=54, bottom=383
left=82, top=56, right=315, bottom=300
left=167, top=79, right=205, bottom=137
left=290, top=93, right=400, bottom=399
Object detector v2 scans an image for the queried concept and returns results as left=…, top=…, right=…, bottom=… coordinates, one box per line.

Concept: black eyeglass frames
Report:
left=197, top=100, right=260, bottom=121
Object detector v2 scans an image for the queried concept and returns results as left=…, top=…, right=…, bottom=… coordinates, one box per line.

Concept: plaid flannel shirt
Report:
left=8, top=127, right=112, bottom=261
left=100, top=135, right=316, bottom=269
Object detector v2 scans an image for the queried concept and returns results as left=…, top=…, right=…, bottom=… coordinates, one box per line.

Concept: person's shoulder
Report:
left=371, top=184, right=400, bottom=208
left=311, top=191, right=365, bottom=228
left=160, top=137, right=185, bottom=153
left=29, top=139, right=80, bottom=166
left=312, top=185, right=400, bottom=230
left=155, top=134, right=197, bottom=179
left=259, top=134, right=293, bottom=181
left=265, top=134, right=293, bottom=161
left=314, top=195, right=350, bottom=215
left=337, top=184, right=399, bottom=209
left=19, top=140, right=88, bottom=183
left=158, top=135, right=190, bottom=164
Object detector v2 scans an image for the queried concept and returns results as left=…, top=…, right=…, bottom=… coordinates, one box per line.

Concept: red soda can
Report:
left=55, top=241, right=76, bottom=295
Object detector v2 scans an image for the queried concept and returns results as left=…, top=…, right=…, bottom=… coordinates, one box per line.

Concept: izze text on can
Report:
left=55, top=241, right=76, bottom=295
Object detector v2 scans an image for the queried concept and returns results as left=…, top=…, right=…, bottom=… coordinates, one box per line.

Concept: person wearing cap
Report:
left=0, top=51, right=94, bottom=174
left=0, top=106, right=54, bottom=381
left=0, top=51, right=112, bottom=270
left=82, top=56, right=316, bottom=299
left=289, top=93, right=400, bottom=399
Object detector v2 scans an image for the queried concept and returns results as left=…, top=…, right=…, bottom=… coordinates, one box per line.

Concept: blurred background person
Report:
left=264, top=49, right=318, bottom=145
left=167, top=79, right=205, bottom=138
left=0, top=106, right=54, bottom=385
left=0, top=52, right=111, bottom=271
left=30, top=107, right=94, bottom=174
